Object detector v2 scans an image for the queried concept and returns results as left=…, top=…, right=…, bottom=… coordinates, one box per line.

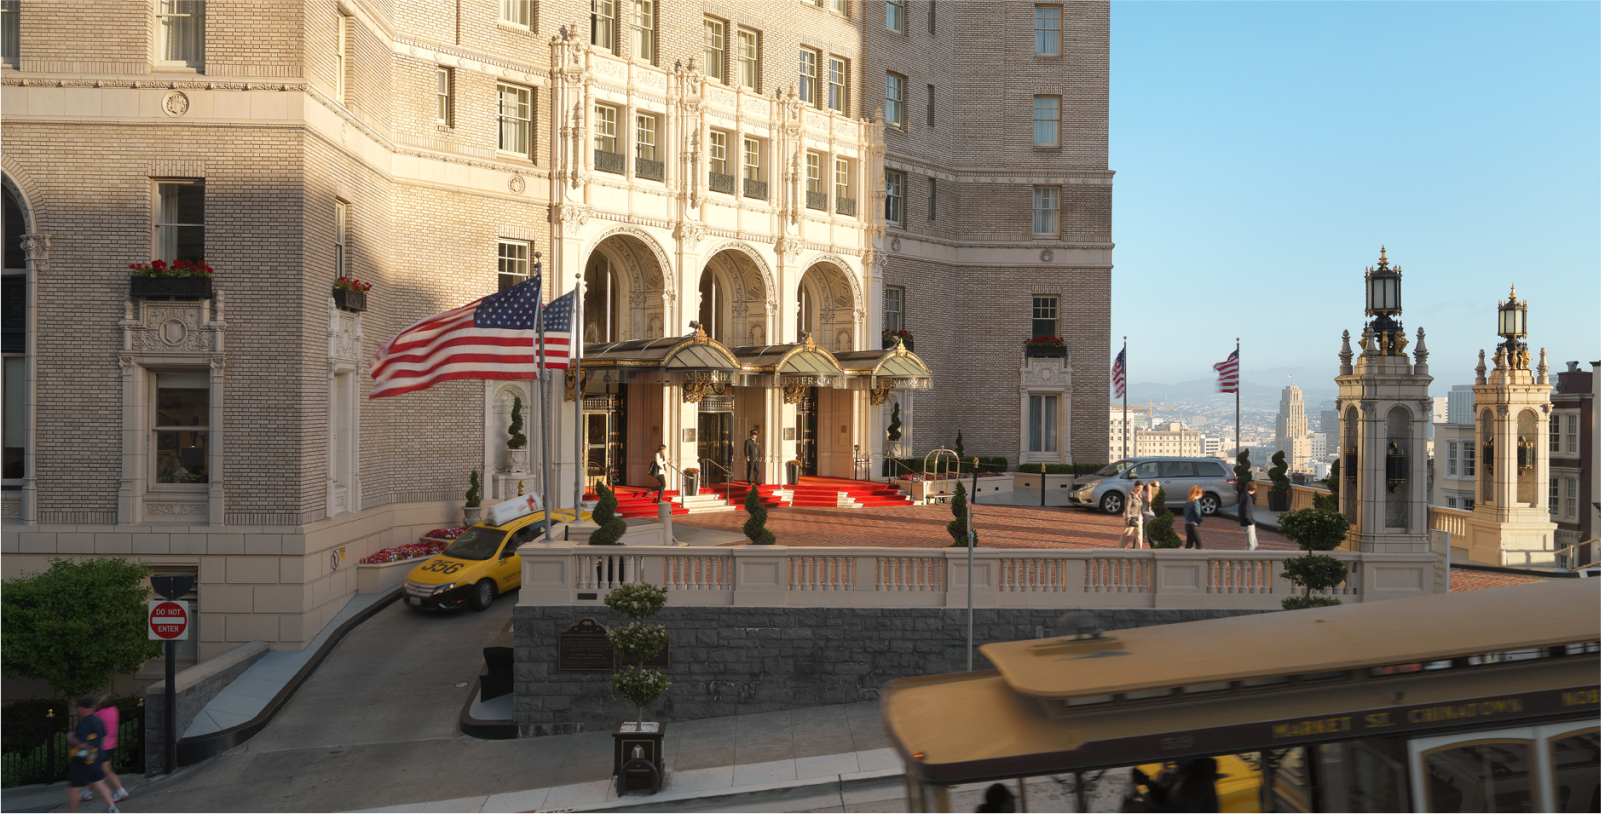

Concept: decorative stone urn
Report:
left=464, top=505, right=483, bottom=525
left=505, top=448, right=529, bottom=473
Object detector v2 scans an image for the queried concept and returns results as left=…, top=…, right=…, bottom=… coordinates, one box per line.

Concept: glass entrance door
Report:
left=797, top=388, right=819, bottom=478
left=697, top=413, right=733, bottom=485
left=582, top=394, right=627, bottom=492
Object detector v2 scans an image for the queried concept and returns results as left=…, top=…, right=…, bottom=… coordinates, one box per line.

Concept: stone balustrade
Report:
left=517, top=543, right=1436, bottom=610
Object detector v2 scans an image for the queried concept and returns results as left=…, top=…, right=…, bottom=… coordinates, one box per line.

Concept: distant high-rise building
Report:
left=1137, top=422, right=1201, bottom=457
left=1201, top=436, right=1225, bottom=459
left=1310, top=432, right=1328, bottom=461
left=1275, top=386, right=1311, bottom=471
left=1107, top=405, right=1153, bottom=462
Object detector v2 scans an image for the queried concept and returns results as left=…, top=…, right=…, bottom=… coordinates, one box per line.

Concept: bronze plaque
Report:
left=557, top=618, right=614, bottom=671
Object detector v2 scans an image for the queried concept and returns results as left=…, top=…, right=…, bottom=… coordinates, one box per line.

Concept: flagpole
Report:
left=1234, top=337, right=1241, bottom=469
left=535, top=256, right=554, bottom=543
left=573, top=267, right=584, bottom=515
left=1121, top=336, right=1129, bottom=460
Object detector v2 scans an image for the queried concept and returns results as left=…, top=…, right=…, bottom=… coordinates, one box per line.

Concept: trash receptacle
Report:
left=683, top=470, right=701, bottom=496
left=785, top=460, right=800, bottom=486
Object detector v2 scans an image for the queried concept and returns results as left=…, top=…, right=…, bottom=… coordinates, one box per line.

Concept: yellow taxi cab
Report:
left=403, top=500, right=588, bottom=611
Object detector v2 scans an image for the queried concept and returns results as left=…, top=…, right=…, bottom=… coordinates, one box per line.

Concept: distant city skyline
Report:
left=1108, top=2, right=1599, bottom=391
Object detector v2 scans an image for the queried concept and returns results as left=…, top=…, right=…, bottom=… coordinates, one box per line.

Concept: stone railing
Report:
left=518, top=544, right=1435, bottom=610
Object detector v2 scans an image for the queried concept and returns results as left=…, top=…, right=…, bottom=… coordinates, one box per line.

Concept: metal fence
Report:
left=1, top=707, right=144, bottom=788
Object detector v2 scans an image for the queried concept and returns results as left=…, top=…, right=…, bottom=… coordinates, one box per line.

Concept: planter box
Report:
left=1025, top=344, right=1067, bottom=358
left=357, top=556, right=428, bottom=594
left=130, top=275, right=212, bottom=299
left=333, top=288, right=367, bottom=312
left=882, top=335, right=914, bottom=352
left=1012, top=472, right=1077, bottom=494
left=1268, top=490, right=1291, bottom=511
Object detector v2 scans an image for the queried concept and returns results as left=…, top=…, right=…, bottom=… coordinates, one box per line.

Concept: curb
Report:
left=458, top=675, right=518, bottom=740
left=172, top=587, right=402, bottom=766
left=567, top=767, right=904, bottom=812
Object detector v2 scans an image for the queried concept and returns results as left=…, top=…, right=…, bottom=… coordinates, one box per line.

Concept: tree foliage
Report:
left=1146, top=485, right=1181, bottom=548
left=605, top=582, right=668, bottom=620
left=465, top=469, right=482, bottom=508
left=604, top=582, right=671, bottom=727
left=946, top=480, right=975, bottom=546
left=743, top=486, right=776, bottom=545
left=2, top=558, right=162, bottom=699
left=1234, top=450, right=1253, bottom=490
left=588, top=484, right=628, bottom=545
left=506, top=396, right=527, bottom=450
left=1278, top=506, right=1352, bottom=610
left=954, top=431, right=965, bottom=459
left=1269, top=450, right=1291, bottom=493
left=1315, top=458, right=1342, bottom=512
left=1280, top=555, right=1349, bottom=606
left=1277, top=508, right=1350, bottom=552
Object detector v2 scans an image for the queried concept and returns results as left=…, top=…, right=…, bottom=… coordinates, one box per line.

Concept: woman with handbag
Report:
left=1119, top=480, right=1145, bottom=549
left=651, top=444, right=668, bottom=503
left=1142, top=480, right=1160, bottom=547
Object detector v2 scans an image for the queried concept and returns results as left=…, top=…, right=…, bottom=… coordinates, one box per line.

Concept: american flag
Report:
left=1111, top=348, right=1126, bottom=399
left=1214, top=348, right=1240, bottom=394
left=369, top=276, right=543, bottom=398
left=538, top=290, right=576, bottom=370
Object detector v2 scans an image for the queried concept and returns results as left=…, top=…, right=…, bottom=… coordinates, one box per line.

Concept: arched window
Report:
left=697, top=268, right=727, bottom=345
left=1480, top=410, right=1495, bottom=505
left=1384, top=405, right=1410, bottom=529
left=1341, top=407, right=1358, bottom=524
left=583, top=255, right=621, bottom=344
left=1516, top=409, right=1537, bottom=506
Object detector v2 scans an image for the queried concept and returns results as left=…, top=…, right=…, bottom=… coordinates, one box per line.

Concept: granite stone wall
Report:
left=513, top=605, right=1263, bottom=737
left=143, top=641, right=268, bottom=773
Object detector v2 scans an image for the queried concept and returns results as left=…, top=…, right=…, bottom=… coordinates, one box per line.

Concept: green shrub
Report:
left=1146, top=485, right=1182, bottom=547
left=1234, top=451, right=1253, bottom=490
left=604, top=582, right=668, bottom=619
left=946, top=481, right=975, bottom=547
left=1280, top=554, right=1349, bottom=609
left=1316, top=458, right=1342, bottom=511
left=506, top=396, right=527, bottom=449
left=603, top=583, right=671, bottom=728
left=743, top=486, right=776, bottom=545
left=2, top=559, right=161, bottom=699
left=887, top=402, right=902, bottom=443
left=1269, top=451, right=1291, bottom=494
left=954, top=431, right=965, bottom=459
left=1277, top=507, right=1352, bottom=611
left=1018, top=463, right=1043, bottom=474
left=465, top=469, right=481, bottom=508
left=1277, top=508, right=1350, bottom=552
left=1281, top=595, right=1343, bottom=611
left=989, top=456, right=1008, bottom=473
left=588, top=484, right=628, bottom=546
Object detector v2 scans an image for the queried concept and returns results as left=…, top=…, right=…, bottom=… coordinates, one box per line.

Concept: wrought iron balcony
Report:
left=805, top=191, right=828, bottom=211
left=835, top=197, right=856, bottom=216
left=743, top=178, right=768, bottom=200
left=708, top=172, right=736, bottom=194
left=635, top=156, right=665, bottom=181
left=594, top=150, right=626, bottom=175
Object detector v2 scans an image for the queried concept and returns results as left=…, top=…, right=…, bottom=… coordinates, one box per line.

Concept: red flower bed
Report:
left=424, top=526, right=466, bottom=540
left=359, top=540, right=448, bottom=565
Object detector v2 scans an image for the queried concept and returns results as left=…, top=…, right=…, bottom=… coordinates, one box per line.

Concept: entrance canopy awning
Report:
left=728, top=335, right=849, bottom=389
left=835, top=342, right=933, bottom=401
left=580, top=330, right=741, bottom=387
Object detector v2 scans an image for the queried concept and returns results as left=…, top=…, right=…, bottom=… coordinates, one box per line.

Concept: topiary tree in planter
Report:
left=946, top=481, right=976, bottom=547
left=506, top=396, right=527, bottom=449
left=589, top=484, right=629, bottom=545
left=887, top=402, right=902, bottom=443
left=466, top=469, right=481, bottom=508
left=1145, top=485, right=1182, bottom=548
left=954, top=430, right=965, bottom=460
left=605, top=582, right=671, bottom=730
left=743, top=486, right=776, bottom=545
left=1268, top=451, right=1292, bottom=510
left=1276, top=507, right=1351, bottom=610
left=1234, top=450, right=1253, bottom=491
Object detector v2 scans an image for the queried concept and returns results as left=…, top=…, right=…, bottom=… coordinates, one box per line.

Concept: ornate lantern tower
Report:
left=1468, top=286, right=1556, bottom=567
left=1333, top=248, right=1434, bottom=554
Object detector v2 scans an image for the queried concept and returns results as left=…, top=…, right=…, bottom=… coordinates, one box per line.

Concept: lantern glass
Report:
left=1514, top=305, right=1525, bottom=336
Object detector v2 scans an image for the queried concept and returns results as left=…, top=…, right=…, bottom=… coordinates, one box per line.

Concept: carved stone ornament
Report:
left=145, top=501, right=207, bottom=517
left=131, top=302, right=213, bottom=353
left=558, top=205, right=591, bottom=227
left=869, top=379, right=896, bottom=405
left=1039, top=249, right=1054, bottom=263
left=508, top=175, right=526, bottom=194
left=782, top=383, right=809, bottom=404
left=162, top=90, right=189, bottom=116
left=1360, top=400, right=1377, bottom=418
left=890, top=237, right=902, bottom=252
left=564, top=367, right=589, bottom=402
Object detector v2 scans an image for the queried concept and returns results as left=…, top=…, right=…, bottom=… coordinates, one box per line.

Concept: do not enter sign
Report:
left=148, top=599, right=189, bottom=641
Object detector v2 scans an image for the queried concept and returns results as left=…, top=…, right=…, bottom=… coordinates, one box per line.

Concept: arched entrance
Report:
left=579, top=232, right=670, bottom=490
left=796, top=262, right=858, bottom=352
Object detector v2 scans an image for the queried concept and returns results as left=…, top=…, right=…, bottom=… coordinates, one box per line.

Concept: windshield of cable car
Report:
left=442, top=527, right=507, bottom=561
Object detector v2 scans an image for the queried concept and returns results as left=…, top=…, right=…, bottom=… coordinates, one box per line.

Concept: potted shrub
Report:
left=946, top=480, right=975, bottom=547
left=1268, top=451, right=1292, bottom=511
left=1025, top=335, right=1067, bottom=358
left=1276, top=507, right=1351, bottom=610
left=606, top=582, right=671, bottom=794
left=334, top=276, right=371, bottom=312
left=1145, top=485, right=1182, bottom=548
left=128, top=259, right=213, bottom=298
left=589, top=484, right=628, bottom=545
left=682, top=467, right=700, bottom=496
left=743, top=486, right=776, bottom=544
left=504, top=396, right=528, bottom=473
left=1315, top=458, right=1341, bottom=512
left=881, top=329, right=914, bottom=352
left=464, top=470, right=483, bottom=525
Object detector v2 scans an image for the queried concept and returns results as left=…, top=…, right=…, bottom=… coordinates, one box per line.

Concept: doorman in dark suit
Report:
left=744, top=429, right=761, bottom=484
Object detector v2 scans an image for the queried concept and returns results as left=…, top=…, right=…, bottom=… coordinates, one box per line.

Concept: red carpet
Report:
left=592, top=477, right=912, bottom=517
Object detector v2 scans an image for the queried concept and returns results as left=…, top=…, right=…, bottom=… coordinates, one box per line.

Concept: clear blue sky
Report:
left=1110, top=1, right=1600, bottom=393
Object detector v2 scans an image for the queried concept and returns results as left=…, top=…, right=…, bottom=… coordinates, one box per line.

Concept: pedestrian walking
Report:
left=1143, top=480, right=1161, bottom=548
left=65, top=698, right=117, bottom=814
left=744, top=429, right=762, bottom=484
left=650, top=444, right=668, bottom=503
left=1183, top=485, right=1205, bottom=549
left=78, top=695, right=128, bottom=806
left=1119, top=480, right=1145, bottom=549
left=1239, top=482, right=1259, bottom=550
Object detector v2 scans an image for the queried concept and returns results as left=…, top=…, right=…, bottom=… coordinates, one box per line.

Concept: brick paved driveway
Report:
left=674, top=503, right=1298, bottom=550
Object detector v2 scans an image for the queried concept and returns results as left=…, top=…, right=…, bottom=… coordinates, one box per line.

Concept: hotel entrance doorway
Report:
left=582, top=394, right=626, bottom=491
left=796, top=388, right=819, bottom=478
left=696, top=401, right=734, bottom=485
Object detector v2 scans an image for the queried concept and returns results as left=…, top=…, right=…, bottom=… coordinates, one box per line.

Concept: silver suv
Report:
left=1070, top=458, right=1238, bottom=516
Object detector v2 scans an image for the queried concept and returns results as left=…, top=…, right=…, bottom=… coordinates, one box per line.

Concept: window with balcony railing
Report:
left=708, top=130, right=734, bottom=193
left=805, top=152, right=825, bottom=210
left=594, top=104, right=624, bottom=174
left=634, top=113, right=663, bottom=180
left=742, top=137, right=766, bottom=199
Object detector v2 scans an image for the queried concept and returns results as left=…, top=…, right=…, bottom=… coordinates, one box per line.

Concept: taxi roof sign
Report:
left=487, top=492, right=543, bottom=527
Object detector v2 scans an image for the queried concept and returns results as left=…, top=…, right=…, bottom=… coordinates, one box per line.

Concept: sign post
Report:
left=149, top=574, right=194, bottom=775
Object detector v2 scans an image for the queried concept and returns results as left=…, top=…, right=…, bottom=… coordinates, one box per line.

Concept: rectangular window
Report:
left=3, top=355, right=24, bottom=481
left=884, top=286, right=903, bottom=333
left=2, top=0, right=20, bottom=67
left=158, top=0, right=205, bottom=68
left=334, top=11, right=349, bottom=103
left=884, top=170, right=903, bottom=226
left=834, top=157, right=851, bottom=202
left=497, top=83, right=531, bottom=158
left=501, top=0, right=532, bottom=27
left=742, top=137, right=762, bottom=181
left=435, top=67, right=452, bottom=125
left=592, top=0, right=615, bottom=50
left=634, top=113, right=657, bottom=161
left=1034, top=5, right=1060, bottom=55
left=1463, top=443, right=1475, bottom=477
left=799, top=49, right=819, bottom=106
left=631, top=0, right=654, bottom=63
left=1550, top=416, right=1561, bottom=453
left=1550, top=479, right=1560, bottom=516
left=886, top=0, right=904, bottom=32
left=1031, top=296, right=1057, bottom=338
left=1032, top=186, right=1060, bottom=236
left=1033, top=95, right=1060, bottom=146
left=885, top=72, right=905, bottom=129
left=1447, top=441, right=1457, bottom=476
left=831, top=0, right=847, bottom=14
left=1566, top=414, right=1578, bottom=454
left=594, top=104, right=617, bottom=153
left=1446, top=497, right=1457, bottom=509
left=1565, top=478, right=1577, bottom=519
left=155, top=372, right=209, bottom=485
left=928, top=0, right=935, bottom=34
left=1029, top=394, right=1059, bottom=453
left=498, top=239, right=530, bottom=291
left=155, top=181, right=205, bottom=263
left=708, top=130, right=728, bottom=175
left=333, top=201, right=347, bottom=278
left=827, top=56, right=847, bottom=113
left=926, top=84, right=935, bottom=127
left=738, top=29, right=759, bottom=90
left=704, top=18, right=724, bottom=82
left=927, top=177, right=936, bottom=221
left=805, top=152, right=823, bottom=193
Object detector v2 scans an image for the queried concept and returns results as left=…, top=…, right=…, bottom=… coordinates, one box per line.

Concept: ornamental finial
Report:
left=1377, top=245, right=1388, bottom=268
